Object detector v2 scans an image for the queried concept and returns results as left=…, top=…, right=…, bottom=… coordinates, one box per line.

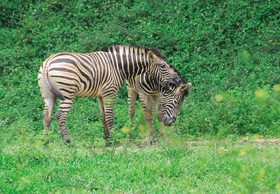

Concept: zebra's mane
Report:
left=103, top=45, right=165, bottom=59
left=169, top=64, right=186, bottom=84
left=169, top=64, right=189, bottom=96
left=103, top=45, right=188, bottom=92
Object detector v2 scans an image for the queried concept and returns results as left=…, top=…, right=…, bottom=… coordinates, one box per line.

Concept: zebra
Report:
left=126, top=67, right=191, bottom=144
left=38, top=45, right=181, bottom=143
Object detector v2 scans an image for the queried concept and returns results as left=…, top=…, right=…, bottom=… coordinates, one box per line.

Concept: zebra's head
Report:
left=147, top=51, right=182, bottom=89
left=161, top=82, right=192, bottom=126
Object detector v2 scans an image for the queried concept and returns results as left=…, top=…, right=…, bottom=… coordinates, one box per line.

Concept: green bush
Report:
left=0, top=0, right=280, bottom=142
left=175, top=87, right=280, bottom=138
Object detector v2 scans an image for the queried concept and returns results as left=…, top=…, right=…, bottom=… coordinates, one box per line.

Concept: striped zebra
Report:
left=126, top=68, right=191, bottom=144
left=38, top=45, right=181, bottom=143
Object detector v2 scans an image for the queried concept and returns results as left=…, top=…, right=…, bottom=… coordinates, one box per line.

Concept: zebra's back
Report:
left=41, top=52, right=117, bottom=99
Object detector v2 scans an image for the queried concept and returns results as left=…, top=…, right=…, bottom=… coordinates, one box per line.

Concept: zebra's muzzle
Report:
left=163, top=116, right=176, bottom=127
left=170, top=73, right=182, bottom=85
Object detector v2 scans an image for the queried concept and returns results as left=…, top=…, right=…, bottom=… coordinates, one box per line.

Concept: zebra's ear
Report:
left=179, top=84, right=188, bottom=92
left=180, top=83, right=191, bottom=92
left=147, top=51, right=156, bottom=62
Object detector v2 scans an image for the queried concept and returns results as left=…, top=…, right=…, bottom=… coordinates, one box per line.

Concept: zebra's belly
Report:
left=75, top=84, right=103, bottom=98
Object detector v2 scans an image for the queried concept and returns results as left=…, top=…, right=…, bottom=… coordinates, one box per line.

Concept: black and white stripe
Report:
left=126, top=65, right=191, bottom=144
left=38, top=45, right=180, bottom=143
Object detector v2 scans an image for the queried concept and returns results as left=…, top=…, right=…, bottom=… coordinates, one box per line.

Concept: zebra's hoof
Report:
left=105, top=139, right=120, bottom=147
left=43, top=138, right=50, bottom=145
left=66, top=138, right=71, bottom=143
left=146, top=141, right=153, bottom=146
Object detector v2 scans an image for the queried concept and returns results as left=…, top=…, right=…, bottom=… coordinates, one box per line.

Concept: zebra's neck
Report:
left=107, top=45, right=152, bottom=80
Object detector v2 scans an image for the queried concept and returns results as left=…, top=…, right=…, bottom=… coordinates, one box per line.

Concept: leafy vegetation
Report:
left=1, top=0, right=279, bottom=139
left=0, top=0, right=280, bottom=192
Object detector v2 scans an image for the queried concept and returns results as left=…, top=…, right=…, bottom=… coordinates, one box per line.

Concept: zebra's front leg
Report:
left=102, top=95, right=115, bottom=140
left=139, top=94, right=156, bottom=145
left=154, top=95, right=165, bottom=139
left=98, top=97, right=109, bottom=139
left=55, top=99, right=74, bottom=143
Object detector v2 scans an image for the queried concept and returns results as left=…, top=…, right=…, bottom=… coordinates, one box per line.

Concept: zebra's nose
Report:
left=175, top=77, right=181, bottom=84
left=167, top=116, right=176, bottom=126
left=171, top=74, right=182, bottom=85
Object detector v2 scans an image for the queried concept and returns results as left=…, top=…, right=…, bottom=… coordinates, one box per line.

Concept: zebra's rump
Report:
left=41, top=52, right=114, bottom=98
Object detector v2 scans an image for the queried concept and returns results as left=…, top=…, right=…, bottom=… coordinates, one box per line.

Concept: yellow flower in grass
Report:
left=259, top=168, right=265, bottom=175
left=276, top=182, right=280, bottom=192
left=239, top=149, right=246, bottom=156
left=255, top=89, right=268, bottom=99
left=273, top=84, right=280, bottom=92
left=238, top=174, right=245, bottom=181
left=215, top=94, right=223, bottom=102
left=139, top=125, right=145, bottom=132
left=122, top=127, right=129, bottom=134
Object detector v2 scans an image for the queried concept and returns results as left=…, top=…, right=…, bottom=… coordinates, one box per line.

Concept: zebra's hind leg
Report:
left=38, top=68, right=57, bottom=130
left=55, top=99, right=73, bottom=143
left=41, top=94, right=56, bottom=145
left=43, top=96, right=56, bottom=130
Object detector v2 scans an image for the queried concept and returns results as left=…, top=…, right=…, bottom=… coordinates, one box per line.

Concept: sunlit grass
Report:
left=1, top=130, right=279, bottom=193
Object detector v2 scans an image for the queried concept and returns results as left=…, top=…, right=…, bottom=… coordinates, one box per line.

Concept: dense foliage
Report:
left=1, top=0, right=280, bottom=141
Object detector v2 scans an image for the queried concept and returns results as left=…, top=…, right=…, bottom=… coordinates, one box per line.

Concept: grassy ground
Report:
left=1, top=131, right=280, bottom=193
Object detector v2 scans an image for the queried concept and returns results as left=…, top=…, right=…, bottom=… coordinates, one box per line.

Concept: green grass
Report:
left=1, top=132, right=280, bottom=193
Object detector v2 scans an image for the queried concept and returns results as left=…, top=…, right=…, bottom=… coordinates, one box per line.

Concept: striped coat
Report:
left=38, top=45, right=181, bottom=143
left=126, top=67, right=191, bottom=144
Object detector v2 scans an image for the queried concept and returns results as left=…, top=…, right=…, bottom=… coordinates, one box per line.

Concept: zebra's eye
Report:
left=161, top=64, right=166, bottom=69
left=169, top=83, right=176, bottom=89
left=172, top=99, right=177, bottom=104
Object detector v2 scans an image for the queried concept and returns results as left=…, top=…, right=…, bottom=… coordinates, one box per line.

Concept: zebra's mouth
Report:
left=163, top=116, right=176, bottom=127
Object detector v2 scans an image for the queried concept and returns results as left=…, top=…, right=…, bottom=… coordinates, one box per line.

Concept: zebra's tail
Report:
left=49, top=84, right=65, bottom=101
left=39, top=66, right=65, bottom=101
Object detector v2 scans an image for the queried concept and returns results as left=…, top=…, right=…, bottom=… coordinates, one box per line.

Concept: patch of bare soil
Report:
left=187, top=138, right=280, bottom=147
left=84, top=138, right=280, bottom=150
